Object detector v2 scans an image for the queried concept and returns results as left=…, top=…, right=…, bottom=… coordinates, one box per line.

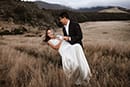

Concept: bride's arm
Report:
left=48, top=39, right=62, bottom=50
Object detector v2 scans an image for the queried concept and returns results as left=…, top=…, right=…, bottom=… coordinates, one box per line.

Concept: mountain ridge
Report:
left=34, top=1, right=130, bottom=13
left=35, top=1, right=72, bottom=10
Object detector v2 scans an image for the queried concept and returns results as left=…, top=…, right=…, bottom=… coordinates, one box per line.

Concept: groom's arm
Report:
left=70, top=23, right=83, bottom=43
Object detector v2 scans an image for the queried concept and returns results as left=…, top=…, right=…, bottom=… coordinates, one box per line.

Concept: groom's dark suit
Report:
left=63, top=21, right=83, bottom=47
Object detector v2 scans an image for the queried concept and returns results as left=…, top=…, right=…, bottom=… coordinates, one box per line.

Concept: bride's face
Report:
left=47, top=29, right=55, bottom=38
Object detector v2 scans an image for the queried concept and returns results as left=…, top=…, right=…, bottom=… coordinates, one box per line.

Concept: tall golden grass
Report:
left=0, top=35, right=129, bottom=87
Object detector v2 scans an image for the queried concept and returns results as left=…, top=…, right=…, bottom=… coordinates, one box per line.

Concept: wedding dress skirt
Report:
left=58, top=40, right=91, bottom=84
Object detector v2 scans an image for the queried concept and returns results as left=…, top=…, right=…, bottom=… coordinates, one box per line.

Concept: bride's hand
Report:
left=56, top=35, right=63, bottom=40
left=57, top=38, right=63, bottom=42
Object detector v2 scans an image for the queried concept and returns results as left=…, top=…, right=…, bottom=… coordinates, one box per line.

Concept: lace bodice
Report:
left=49, top=39, right=60, bottom=46
left=49, top=35, right=63, bottom=46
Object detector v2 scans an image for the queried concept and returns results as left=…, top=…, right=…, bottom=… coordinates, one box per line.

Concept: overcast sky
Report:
left=23, top=0, right=130, bottom=9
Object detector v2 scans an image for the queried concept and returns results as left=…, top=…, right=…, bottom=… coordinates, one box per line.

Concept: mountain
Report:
left=0, top=0, right=130, bottom=29
left=35, top=1, right=110, bottom=12
left=98, top=7, right=129, bottom=13
left=35, top=1, right=72, bottom=10
left=76, top=7, right=109, bottom=12
left=75, top=6, right=130, bottom=13
left=34, top=1, right=130, bottom=13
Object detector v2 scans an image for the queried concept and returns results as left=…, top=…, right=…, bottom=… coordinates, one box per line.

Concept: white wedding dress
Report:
left=49, top=37, right=91, bottom=84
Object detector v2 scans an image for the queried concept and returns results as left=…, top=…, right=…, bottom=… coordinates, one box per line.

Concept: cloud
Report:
left=22, top=0, right=130, bottom=9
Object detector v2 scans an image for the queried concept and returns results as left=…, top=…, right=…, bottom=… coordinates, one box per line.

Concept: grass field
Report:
left=0, top=21, right=130, bottom=87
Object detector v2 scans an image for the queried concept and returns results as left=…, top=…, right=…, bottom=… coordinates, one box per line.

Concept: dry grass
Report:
left=0, top=21, right=130, bottom=87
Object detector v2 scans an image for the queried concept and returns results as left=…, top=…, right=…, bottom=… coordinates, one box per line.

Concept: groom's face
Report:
left=59, top=17, right=67, bottom=25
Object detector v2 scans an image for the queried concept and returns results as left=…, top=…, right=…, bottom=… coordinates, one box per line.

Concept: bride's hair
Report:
left=44, top=28, right=51, bottom=42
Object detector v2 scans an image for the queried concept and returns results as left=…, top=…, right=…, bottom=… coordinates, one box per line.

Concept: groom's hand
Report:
left=64, top=36, right=71, bottom=41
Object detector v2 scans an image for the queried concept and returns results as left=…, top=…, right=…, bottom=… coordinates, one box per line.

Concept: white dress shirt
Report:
left=64, top=20, right=70, bottom=35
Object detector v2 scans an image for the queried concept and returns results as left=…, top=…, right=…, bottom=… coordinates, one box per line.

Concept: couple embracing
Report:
left=44, top=12, right=91, bottom=85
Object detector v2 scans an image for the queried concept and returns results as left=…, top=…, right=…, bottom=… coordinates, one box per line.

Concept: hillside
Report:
left=0, top=0, right=55, bottom=26
left=99, top=7, right=128, bottom=13
left=35, top=1, right=71, bottom=10
left=0, top=0, right=130, bottom=26
left=0, top=0, right=130, bottom=36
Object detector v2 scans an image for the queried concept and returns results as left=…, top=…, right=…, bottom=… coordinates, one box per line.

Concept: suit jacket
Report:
left=63, top=21, right=83, bottom=47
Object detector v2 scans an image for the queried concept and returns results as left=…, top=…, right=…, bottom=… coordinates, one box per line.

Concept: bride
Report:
left=44, top=28, right=91, bottom=85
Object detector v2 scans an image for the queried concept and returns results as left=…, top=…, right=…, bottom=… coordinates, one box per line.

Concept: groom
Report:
left=58, top=12, right=83, bottom=47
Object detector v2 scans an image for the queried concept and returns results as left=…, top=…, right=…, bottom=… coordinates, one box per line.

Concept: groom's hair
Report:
left=59, top=12, right=70, bottom=19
